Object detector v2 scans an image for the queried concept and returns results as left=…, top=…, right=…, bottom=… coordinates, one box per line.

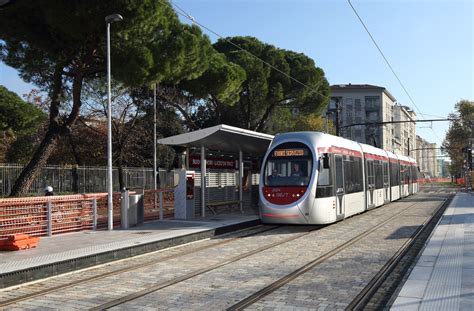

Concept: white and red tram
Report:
left=259, top=132, right=419, bottom=224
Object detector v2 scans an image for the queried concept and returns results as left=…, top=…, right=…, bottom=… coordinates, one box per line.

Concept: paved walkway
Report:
left=0, top=213, right=259, bottom=288
left=391, top=192, right=474, bottom=310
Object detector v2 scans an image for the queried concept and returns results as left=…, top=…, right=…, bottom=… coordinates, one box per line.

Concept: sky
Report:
left=1, top=0, right=473, bottom=148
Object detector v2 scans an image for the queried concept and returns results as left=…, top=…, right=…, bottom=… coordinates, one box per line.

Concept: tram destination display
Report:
left=272, top=149, right=308, bottom=157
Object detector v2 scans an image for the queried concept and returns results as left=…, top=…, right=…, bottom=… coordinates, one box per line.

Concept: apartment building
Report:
left=392, top=105, right=416, bottom=155
left=415, top=135, right=438, bottom=177
left=329, top=84, right=416, bottom=153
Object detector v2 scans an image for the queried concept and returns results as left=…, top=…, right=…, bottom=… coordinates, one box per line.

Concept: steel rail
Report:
left=90, top=227, right=321, bottom=310
left=0, top=225, right=278, bottom=308
left=227, top=199, right=433, bottom=311
left=347, top=194, right=453, bottom=310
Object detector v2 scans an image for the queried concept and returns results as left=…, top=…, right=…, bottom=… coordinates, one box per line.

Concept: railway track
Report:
left=227, top=196, right=452, bottom=310
left=1, top=191, right=453, bottom=310
left=348, top=194, right=454, bottom=310
left=88, top=197, right=435, bottom=310
left=0, top=224, right=281, bottom=308
left=90, top=226, right=320, bottom=310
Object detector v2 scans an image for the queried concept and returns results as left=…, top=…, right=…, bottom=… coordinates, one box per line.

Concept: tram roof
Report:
left=157, top=124, right=274, bottom=155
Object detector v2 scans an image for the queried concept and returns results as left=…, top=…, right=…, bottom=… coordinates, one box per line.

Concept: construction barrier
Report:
left=0, top=194, right=97, bottom=240
left=0, top=190, right=175, bottom=240
left=0, top=234, right=40, bottom=251
left=417, top=178, right=451, bottom=185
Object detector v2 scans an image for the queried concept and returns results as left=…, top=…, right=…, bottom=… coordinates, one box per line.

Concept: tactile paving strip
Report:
left=420, top=227, right=463, bottom=310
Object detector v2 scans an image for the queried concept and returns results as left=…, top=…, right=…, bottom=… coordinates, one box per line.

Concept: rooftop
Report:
left=330, top=83, right=397, bottom=102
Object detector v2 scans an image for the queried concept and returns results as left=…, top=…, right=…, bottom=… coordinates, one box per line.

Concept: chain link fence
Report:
left=0, top=164, right=177, bottom=197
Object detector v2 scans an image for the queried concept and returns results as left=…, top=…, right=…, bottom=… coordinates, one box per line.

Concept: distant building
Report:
left=393, top=105, right=416, bottom=156
left=329, top=84, right=416, bottom=153
left=437, top=158, right=451, bottom=178
left=415, top=135, right=438, bottom=177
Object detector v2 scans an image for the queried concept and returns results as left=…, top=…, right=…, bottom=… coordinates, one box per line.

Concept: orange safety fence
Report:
left=0, top=189, right=175, bottom=239
left=0, top=194, right=96, bottom=239
left=417, top=178, right=452, bottom=185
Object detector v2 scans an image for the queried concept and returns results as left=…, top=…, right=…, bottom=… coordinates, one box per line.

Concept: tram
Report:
left=259, top=132, right=418, bottom=224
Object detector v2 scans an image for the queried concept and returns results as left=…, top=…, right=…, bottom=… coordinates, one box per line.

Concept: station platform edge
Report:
left=0, top=214, right=260, bottom=289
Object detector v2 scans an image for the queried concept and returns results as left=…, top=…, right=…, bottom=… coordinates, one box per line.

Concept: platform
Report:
left=0, top=213, right=260, bottom=289
left=391, top=192, right=474, bottom=310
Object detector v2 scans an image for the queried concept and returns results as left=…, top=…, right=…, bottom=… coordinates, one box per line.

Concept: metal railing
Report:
left=0, top=164, right=177, bottom=197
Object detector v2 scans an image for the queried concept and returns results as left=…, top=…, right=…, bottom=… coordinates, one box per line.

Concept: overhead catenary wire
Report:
left=168, top=0, right=444, bottom=143
left=165, top=0, right=329, bottom=101
left=346, top=0, right=443, bottom=142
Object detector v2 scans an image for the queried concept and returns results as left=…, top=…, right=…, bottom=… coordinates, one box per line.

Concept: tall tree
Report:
left=153, top=50, right=246, bottom=131
left=0, top=85, right=45, bottom=162
left=442, top=100, right=474, bottom=178
left=211, top=36, right=330, bottom=132
left=0, top=85, right=45, bottom=135
left=0, top=0, right=213, bottom=196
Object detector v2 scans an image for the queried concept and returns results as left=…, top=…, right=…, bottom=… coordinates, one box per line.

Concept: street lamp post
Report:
left=105, top=13, right=123, bottom=231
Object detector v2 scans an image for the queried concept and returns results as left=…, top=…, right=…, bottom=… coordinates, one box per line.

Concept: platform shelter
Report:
left=157, top=124, right=274, bottom=217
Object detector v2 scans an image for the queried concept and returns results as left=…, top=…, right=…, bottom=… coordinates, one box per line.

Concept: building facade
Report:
left=437, top=158, right=451, bottom=178
left=329, top=84, right=416, bottom=154
left=415, top=135, right=438, bottom=178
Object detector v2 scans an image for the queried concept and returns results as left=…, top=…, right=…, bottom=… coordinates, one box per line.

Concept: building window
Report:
left=355, top=99, right=361, bottom=110
left=365, top=96, right=380, bottom=111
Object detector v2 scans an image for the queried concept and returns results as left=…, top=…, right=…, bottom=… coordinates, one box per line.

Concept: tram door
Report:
left=367, top=159, right=375, bottom=208
left=408, top=166, right=413, bottom=195
left=335, top=155, right=345, bottom=219
left=383, top=162, right=390, bottom=203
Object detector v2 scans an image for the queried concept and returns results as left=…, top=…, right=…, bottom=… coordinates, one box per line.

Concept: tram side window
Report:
left=354, top=157, right=363, bottom=192
left=343, top=156, right=363, bottom=194
left=375, top=160, right=384, bottom=189
left=401, top=165, right=408, bottom=185
left=316, top=153, right=333, bottom=198
left=366, top=159, right=375, bottom=189
left=390, top=162, right=400, bottom=186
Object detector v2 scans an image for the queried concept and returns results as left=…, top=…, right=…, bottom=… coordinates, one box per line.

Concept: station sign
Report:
left=189, top=156, right=236, bottom=170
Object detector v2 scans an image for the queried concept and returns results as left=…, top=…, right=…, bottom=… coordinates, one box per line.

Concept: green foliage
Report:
left=0, top=85, right=45, bottom=134
left=442, top=100, right=474, bottom=177
left=0, top=1, right=213, bottom=88
left=262, top=110, right=335, bottom=135
left=182, top=51, right=246, bottom=105
left=210, top=36, right=330, bottom=132
left=0, top=0, right=216, bottom=195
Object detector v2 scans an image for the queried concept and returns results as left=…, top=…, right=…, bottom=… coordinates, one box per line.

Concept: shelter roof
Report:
left=157, top=124, right=274, bottom=155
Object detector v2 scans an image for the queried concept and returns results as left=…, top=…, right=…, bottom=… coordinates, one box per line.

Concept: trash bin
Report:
left=121, top=190, right=144, bottom=228
left=129, top=194, right=144, bottom=226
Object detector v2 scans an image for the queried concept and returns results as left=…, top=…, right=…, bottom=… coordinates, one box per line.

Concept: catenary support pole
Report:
left=106, top=21, right=113, bottom=231
left=201, top=146, right=206, bottom=218
left=239, top=150, right=243, bottom=213
left=153, top=83, right=157, bottom=211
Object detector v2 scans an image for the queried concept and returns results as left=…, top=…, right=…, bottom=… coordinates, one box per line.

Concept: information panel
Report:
left=272, top=149, right=307, bottom=157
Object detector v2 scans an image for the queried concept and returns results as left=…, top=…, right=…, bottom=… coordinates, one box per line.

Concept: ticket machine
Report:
left=174, top=170, right=195, bottom=220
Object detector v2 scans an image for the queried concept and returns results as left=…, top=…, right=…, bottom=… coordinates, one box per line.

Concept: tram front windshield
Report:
left=264, top=143, right=312, bottom=187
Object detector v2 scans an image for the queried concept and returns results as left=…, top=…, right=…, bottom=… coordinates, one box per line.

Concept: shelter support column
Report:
left=239, top=150, right=243, bottom=213
left=201, top=146, right=206, bottom=218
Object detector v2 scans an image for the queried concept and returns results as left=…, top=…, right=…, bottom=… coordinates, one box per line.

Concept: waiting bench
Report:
left=206, top=200, right=240, bottom=215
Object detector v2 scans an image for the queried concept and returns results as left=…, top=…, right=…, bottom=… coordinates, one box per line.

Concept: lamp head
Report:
left=105, top=14, right=123, bottom=24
